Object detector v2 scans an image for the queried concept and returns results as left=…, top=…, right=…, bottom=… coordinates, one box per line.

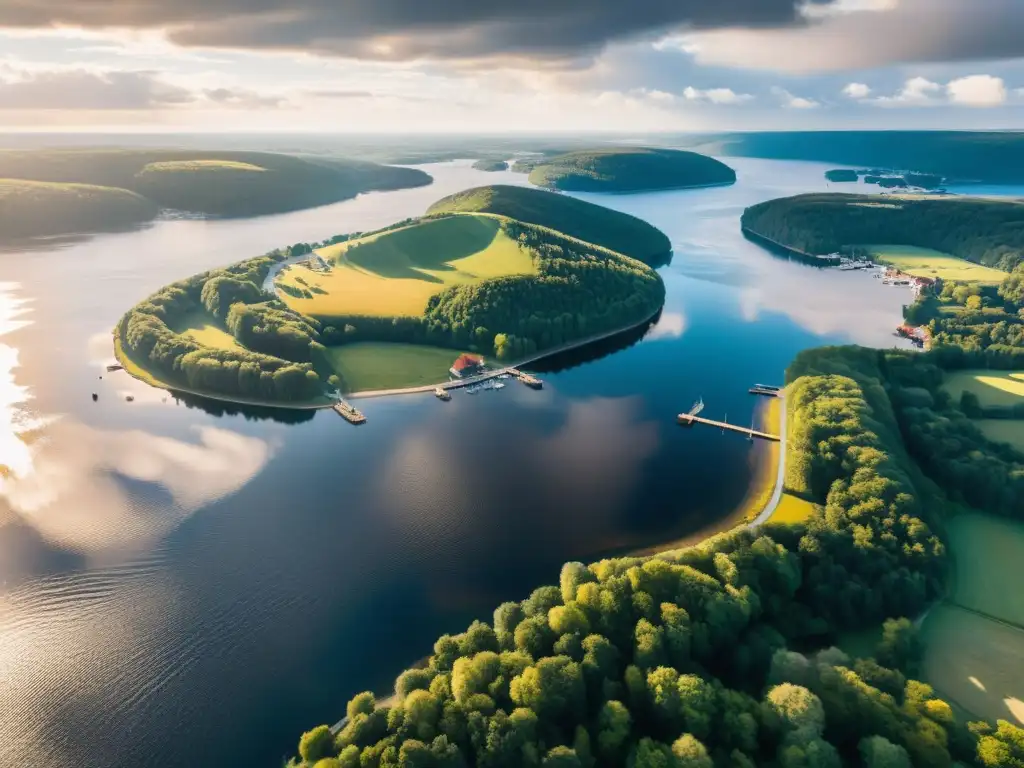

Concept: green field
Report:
left=427, top=184, right=671, bottom=265
left=941, top=369, right=1024, bottom=407
left=171, top=309, right=244, bottom=351
left=324, top=343, right=469, bottom=392
left=279, top=214, right=537, bottom=317
left=975, top=420, right=1024, bottom=452
left=865, top=245, right=1008, bottom=283
left=946, top=513, right=1024, bottom=627
left=921, top=604, right=1024, bottom=725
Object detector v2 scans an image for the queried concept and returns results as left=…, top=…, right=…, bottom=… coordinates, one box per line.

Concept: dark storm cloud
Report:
left=0, top=0, right=838, bottom=60
left=0, top=68, right=194, bottom=109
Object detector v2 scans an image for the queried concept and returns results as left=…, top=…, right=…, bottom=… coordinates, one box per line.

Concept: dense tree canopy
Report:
left=525, top=149, right=735, bottom=193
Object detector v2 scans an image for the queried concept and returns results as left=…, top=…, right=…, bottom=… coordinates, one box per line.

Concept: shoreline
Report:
left=113, top=309, right=662, bottom=410
left=547, top=179, right=736, bottom=196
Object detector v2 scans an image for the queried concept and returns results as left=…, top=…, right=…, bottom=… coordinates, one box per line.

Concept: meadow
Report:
left=941, top=369, right=1024, bottom=407
left=920, top=513, right=1024, bottom=725
left=323, top=343, right=470, bottom=392
left=278, top=214, right=537, bottom=318
left=975, top=420, right=1024, bottom=452
left=171, top=309, right=245, bottom=352
left=865, top=245, right=1009, bottom=284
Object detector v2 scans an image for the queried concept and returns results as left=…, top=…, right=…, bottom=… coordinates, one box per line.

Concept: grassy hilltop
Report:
left=522, top=147, right=735, bottom=193
left=0, top=149, right=431, bottom=241
left=427, top=185, right=672, bottom=266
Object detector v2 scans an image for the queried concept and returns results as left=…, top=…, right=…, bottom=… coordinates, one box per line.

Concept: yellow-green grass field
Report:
left=941, top=369, right=1024, bottom=408
left=772, top=494, right=819, bottom=525
left=865, top=245, right=1008, bottom=284
left=324, top=342, right=470, bottom=393
left=946, top=513, right=1024, bottom=628
left=170, top=309, right=244, bottom=351
left=278, top=214, right=537, bottom=318
left=921, top=604, right=1024, bottom=725
left=975, top=420, right=1024, bottom=452
left=138, top=159, right=267, bottom=174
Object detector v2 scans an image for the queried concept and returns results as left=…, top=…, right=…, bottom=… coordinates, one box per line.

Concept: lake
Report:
left=0, top=157, right=917, bottom=768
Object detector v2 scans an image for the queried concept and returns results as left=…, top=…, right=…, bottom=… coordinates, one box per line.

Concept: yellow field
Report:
left=772, top=494, right=819, bottom=524
left=942, top=370, right=1024, bottom=407
left=171, top=309, right=244, bottom=351
left=866, top=245, right=1007, bottom=284
left=921, top=604, right=1024, bottom=725
left=976, top=420, right=1024, bottom=452
left=278, top=215, right=537, bottom=318
left=139, top=159, right=266, bottom=173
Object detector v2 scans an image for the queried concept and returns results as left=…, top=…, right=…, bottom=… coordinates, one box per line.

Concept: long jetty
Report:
left=677, top=413, right=780, bottom=441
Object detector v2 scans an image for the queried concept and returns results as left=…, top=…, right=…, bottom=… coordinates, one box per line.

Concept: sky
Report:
left=1, top=0, right=1024, bottom=132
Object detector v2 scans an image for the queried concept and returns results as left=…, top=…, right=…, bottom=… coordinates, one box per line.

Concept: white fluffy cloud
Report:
left=772, top=87, right=819, bottom=109
left=842, top=82, right=871, bottom=99
left=682, top=86, right=753, bottom=104
left=873, top=76, right=941, bottom=106
left=946, top=74, right=1007, bottom=106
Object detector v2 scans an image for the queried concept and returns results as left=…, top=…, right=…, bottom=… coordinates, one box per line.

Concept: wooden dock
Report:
left=677, top=413, right=780, bottom=441
left=333, top=400, right=366, bottom=424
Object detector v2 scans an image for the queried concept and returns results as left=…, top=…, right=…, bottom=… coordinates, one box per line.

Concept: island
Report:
left=0, top=149, right=432, bottom=242
left=427, top=185, right=672, bottom=266
left=824, top=168, right=858, bottom=182
left=471, top=159, right=510, bottom=172
left=524, top=147, right=736, bottom=193
left=114, top=193, right=666, bottom=405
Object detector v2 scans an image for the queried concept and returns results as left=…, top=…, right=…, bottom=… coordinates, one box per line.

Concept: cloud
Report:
left=873, top=76, right=941, bottom=106
left=946, top=74, right=1007, bottom=106
left=772, top=87, right=819, bottom=108
left=683, top=0, right=1024, bottom=73
left=0, top=0, right=843, bottom=62
left=203, top=86, right=285, bottom=109
left=307, top=89, right=376, bottom=100
left=0, top=64, right=193, bottom=110
left=842, top=82, right=871, bottom=99
left=682, top=86, right=753, bottom=104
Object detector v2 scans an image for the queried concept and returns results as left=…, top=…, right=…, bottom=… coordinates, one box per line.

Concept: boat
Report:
left=754, top=384, right=781, bottom=392
left=332, top=399, right=367, bottom=424
left=106, top=364, right=124, bottom=372
left=678, top=397, right=704, bottom=425
left=434, top=387, right=451, bottom=401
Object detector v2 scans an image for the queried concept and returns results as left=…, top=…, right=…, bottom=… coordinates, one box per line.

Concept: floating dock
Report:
left=333, top=399, right=366, bottom=424
left=509, top=368, right=543, bottom=389
left=678, top=390, right=780, bottom=441
left=749, top=385, right=783, bottom=397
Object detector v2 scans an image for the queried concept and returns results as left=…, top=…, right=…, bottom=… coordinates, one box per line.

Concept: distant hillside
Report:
left=742, top=192, right=1024, bottom=268
left=471, top=159, right=509, bottom=172
left=709, top=131, right=1024, bottom=184
left=525, top=147, right=735, bottom=193
left=0, top=149, right=432, bottom=229
left=427, top=184, right=671, bottom=266
left=0, top=179, right=159, bottom=240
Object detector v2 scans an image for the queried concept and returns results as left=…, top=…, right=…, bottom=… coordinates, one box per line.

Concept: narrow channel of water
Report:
left=0, top=158, right=921, bottom=768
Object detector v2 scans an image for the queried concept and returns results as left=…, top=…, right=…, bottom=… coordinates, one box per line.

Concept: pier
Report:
left=333, top=399, right=367, bottom=424
left=677, top=413, right=780, bottom=441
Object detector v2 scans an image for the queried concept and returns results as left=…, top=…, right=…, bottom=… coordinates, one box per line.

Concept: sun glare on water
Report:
left=0, top=283, right=42, bottom=485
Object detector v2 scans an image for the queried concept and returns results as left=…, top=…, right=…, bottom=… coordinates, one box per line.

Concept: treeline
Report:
left=116, top=253, right=326, bottom=402
left=742, top=194, right=1024, bottom=269
left=311, top=221, right=665, bottom=361
left=527, top=148, right=736, bottom=193
left=288, top=346, right=1024, bottom=768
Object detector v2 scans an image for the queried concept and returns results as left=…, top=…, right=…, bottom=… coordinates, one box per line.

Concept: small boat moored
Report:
left=434, top=387, right=451, bottom=401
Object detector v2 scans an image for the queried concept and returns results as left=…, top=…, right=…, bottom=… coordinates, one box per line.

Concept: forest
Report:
left=741, top=194, right=1024, bottom=269
left=287, top=343, right=1024, bottom=768
left=427, top=185, right=672, bottom=266
left=523, top=148, right=736, bottom=193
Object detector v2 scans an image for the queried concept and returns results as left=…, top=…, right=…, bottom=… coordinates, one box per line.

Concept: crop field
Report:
left=171, top=309, right=244, bottom=351
left=941, top=369, right=1024, bottom=407
left=866, top=244, right=1008, bottom=284
left=138, top=159, right=267, bottom=174
left=278, top=214, right=537, bottom=318
left=975, top=420, right=1024, bottom=452
left=324, top=342, right=469, bottom=392
left=946, top=513, right=1024, bottom=627
left=921, top=604, right=1024, bottom=725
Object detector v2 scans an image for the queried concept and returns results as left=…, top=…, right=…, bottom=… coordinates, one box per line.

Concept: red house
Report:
left=450, top=353, right=485, bottom=378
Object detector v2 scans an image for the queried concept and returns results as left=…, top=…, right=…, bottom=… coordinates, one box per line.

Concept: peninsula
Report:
left=0, top=149, right=431, bottom=242
left=522, top=147, right=736, bottom=193
left=114, top=192, right=666, bottom=405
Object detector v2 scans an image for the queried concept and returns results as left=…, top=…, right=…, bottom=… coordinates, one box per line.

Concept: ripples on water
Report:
left=0, top=159, right=930, bottom=767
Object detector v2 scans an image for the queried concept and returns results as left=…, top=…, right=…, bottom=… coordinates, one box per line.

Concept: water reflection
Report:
left=0, top=283, right=40, bottom=484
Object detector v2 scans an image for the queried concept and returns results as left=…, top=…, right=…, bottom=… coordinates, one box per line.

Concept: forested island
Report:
left=741, top=193, right=1024, bottom=270
left=519, top=148, right=736, bottom=193
left=705, top=131, right=1024, bottom=184
left=472, top=160, right=510, bottom=172
left=427, top=185, right=672, bottom=266
left=286, top=339, right=1024, bottom=768
left=0, top=149, right=431, bottom=241
left=115, top=194, right=666, bottom=403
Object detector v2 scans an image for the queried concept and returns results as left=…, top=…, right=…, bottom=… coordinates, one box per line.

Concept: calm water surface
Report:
left=1, top=158, right=917, bottom=767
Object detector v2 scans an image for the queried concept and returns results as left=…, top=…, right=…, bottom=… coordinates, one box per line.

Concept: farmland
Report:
left=277, top=214, right=537, bottom=318
left=866, top=244, right=1008, bottom=284
left=941, top=369, right=1024, bottom=408
left=323, top=343, right=472, bottom=393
